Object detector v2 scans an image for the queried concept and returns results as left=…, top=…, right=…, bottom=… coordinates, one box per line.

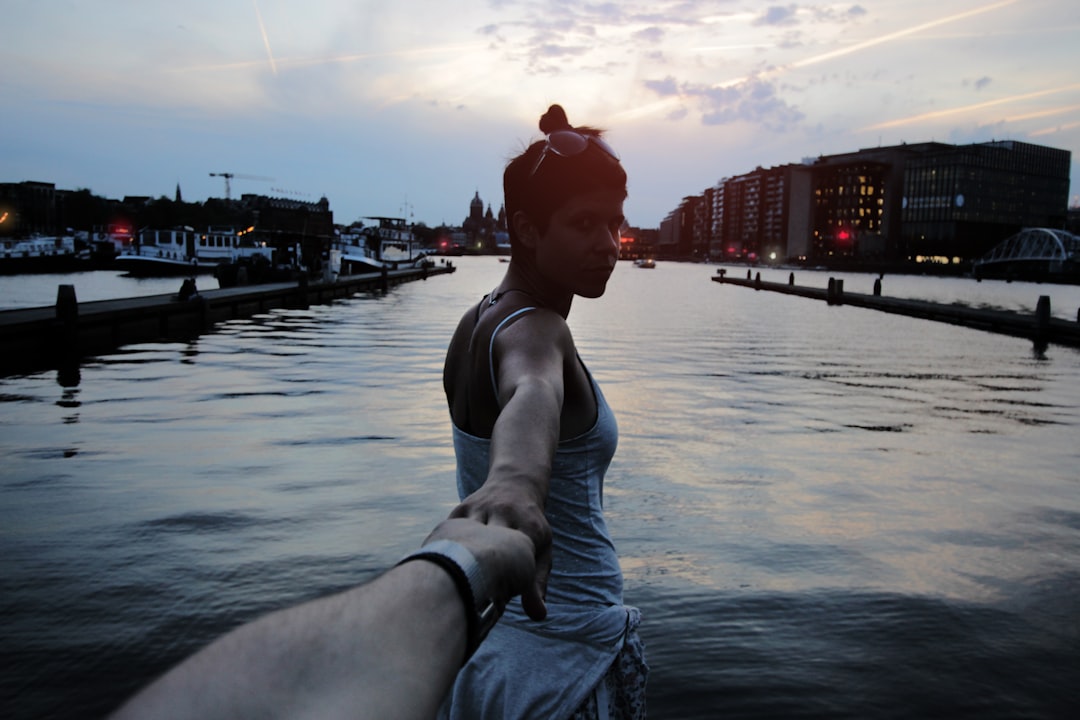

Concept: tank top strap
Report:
left=487, top=306, right=536, bottom=397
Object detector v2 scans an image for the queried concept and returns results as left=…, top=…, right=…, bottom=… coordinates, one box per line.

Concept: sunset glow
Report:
left=4, top=0, right=1078, bottom=225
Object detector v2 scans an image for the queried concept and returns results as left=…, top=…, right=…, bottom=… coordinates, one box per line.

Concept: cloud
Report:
left=535, top=43, right=590, bottom=59
left=753, top=3, right=868, bottom=28
left=645, top=76, right=679, bottom=96
left=667, top=106, right=689, bottom=122
left=812, top=4, right=868, bottom=22
left=974, top=76, right=992, bottom=91
left=644, top=75, right=805, bottom=131
left=754, top=5, right=800, bottom=27
left=633, top=26, right=665, bottom=44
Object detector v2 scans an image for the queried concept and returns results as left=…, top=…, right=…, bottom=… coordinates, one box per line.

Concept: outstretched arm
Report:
left=110, top=519, right=537, bottom=720
left=449, top=310, right=574, bottom=620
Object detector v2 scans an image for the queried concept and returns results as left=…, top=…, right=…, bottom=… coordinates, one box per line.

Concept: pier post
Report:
left=827, top=278, right=845, bottom=306
left=54, top=284, right=80, bottom=384
left=1035, top=295, right=1051, bottom=336
left=380, top=266, right=389, bottom=294
left=873, top=277, right=882, bottom=296
left=56, top=284, right=78, bottom=324
left=754, top=272, right=761, bottom=290
left=788, top=272, right=794, bottom=286
left=294, top=276, right=310, bottom=310
left=1032, top=295, right=1051, bottom=351
left=746, top=269, right=752, bottom=280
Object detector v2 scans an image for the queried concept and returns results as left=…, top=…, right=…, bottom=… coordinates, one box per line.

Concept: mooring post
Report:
left=56, top=284, right=78, bottom=324
left=873, top=277, right=882, bottom=296
left=826, top=278, right=845, bottom=306
left=754, top=272, right=761, bottom=290
left=746, top=269, right=752, bottom=280
left=54, top=284, right=79, bottom=377
left=1032, top=295, right=1051, bottom=349
left=380, top=266, right=389, bottom=294
left=1035, top=295, right=1051, bottom=335
left=788, top=272, right=795, bottom=286
left=294, top=276, right=310, bottom=310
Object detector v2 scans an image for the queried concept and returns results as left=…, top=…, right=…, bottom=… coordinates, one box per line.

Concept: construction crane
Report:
left=209, top=172, right=274, bottom=200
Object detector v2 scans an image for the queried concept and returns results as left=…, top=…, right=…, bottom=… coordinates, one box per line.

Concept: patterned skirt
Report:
left=570, top=629, right=648, bottom=720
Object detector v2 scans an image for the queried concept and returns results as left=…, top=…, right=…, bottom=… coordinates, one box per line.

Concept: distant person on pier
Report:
left=441, top=104, right=647, bottom=718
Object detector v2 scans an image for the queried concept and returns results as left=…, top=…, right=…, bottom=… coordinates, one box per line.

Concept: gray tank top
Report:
left=452, top=305, right=623, bottom=606
left=443, top=306, right=642, bottom=719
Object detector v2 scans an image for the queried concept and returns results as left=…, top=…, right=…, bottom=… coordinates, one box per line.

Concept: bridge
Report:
left=972, top=227, right=1080, bottom=281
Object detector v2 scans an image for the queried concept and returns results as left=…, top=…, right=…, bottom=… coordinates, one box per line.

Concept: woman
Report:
left=441, top=105, right=647, bottom=719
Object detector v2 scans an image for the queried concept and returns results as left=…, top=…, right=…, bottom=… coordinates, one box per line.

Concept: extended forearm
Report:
left=486, top=377, right=561, bottom=504
left=111, top=561, right=466, bottom=720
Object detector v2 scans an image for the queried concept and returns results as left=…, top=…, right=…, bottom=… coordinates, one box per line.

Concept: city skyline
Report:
left=4, top=0, right=1079, bottom=229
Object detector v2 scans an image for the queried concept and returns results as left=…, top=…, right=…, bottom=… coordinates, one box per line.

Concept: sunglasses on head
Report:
left=530, top=129, right=620, bottom=178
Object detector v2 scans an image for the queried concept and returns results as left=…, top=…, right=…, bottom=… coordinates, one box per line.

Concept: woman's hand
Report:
left=448, top=487, right=552, bottom=620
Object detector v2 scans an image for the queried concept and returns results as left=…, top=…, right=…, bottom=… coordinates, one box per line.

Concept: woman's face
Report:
left=534, top=187, right=625, bottom=299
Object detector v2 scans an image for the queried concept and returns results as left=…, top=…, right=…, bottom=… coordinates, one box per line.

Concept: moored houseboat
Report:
left=336, top=217, right=431, bottom=275
left=0, top=235, right=84, bottom=274
left=115, top=226, right=273, bottom=277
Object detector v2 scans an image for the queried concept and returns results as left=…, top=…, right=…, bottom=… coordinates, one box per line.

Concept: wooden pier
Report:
left=712, top=269, right=1080, bottom=349
left=0, top=263, right=455, bottom=378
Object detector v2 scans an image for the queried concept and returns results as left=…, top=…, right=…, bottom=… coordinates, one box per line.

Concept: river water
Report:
left=2, top=259, right=1079, bottom=719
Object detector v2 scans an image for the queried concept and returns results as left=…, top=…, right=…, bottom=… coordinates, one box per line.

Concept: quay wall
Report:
left=712, top=269, right=1080, bottom=349
left=0, top=264, right=454, bottom=378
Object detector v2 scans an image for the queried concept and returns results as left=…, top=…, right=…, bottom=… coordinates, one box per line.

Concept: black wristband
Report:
left=396, top=540, right=503, bottom=663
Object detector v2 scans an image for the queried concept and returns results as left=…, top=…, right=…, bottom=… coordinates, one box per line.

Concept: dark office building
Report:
left=0, top=181, right=58, bottom=237
left=809, top=146, right=909, bottom=260
left=900, top=140, right=1071, bottom=261
left=238, top=193, right=335, bottom=270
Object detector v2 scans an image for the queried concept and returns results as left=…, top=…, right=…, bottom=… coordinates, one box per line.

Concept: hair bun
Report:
left=539, top=104, right=572, bottom=135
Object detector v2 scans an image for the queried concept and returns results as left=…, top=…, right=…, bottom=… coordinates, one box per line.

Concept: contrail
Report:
left=789, top=0, right=1020, bottom=71
left=172, top=43, right=487, bottom=74
left=710, top=0, right=1021, bottom=89
left=1030, top=119, right=1080, bottom=137
left=862, top=83, right=1080, bottom=131
left=253, top=0, right=277, bottom=76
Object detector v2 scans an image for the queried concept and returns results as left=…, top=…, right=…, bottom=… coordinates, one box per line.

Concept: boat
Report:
left=0, top=235, right=84, bottom=274
left=115, top=226, right=273, bottom=277
left=633, top=257, right=656, bottom=269
left=88, top=223, right=135, bottom=265
left=336, top=217, right=431, bottom=275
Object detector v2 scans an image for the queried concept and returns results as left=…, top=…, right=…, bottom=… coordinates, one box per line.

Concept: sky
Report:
left=4, top=0, right=1079, bottom=230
